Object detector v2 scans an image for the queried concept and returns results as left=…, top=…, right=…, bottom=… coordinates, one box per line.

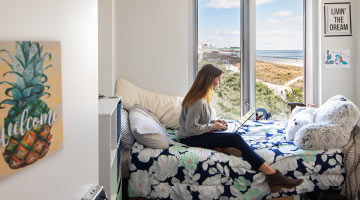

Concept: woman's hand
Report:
left=214, top=122, right=227, bottom=130
left=214, top=119, right=227, bottom=126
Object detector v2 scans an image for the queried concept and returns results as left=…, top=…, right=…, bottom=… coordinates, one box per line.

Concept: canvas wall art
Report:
left=0, top=41, right=63, bottom=180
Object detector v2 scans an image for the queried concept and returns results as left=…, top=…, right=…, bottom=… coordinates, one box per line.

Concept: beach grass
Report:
left=256, top=61, right=303, bottom=85
left=289, top=79, right=304, bottom=89
left=199, top=59, right=303, bottom=87
left=198, top=58, right=304, bottom=120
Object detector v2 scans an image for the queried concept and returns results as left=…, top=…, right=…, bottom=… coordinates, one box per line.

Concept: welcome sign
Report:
left=324, top=3, right=352, bottom=36
left=0, top=41, right=63, bottom=180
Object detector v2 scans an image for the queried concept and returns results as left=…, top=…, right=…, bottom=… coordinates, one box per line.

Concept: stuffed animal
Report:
left=286, top=95, right=360, bottom=149
left=285, top=107, right=316, bottom=141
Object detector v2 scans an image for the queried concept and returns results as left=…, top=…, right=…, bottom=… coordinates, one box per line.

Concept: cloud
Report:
left=205, top=0, right=277, bottom=9
left=256, top=0, right=277, bottom=6
left=266, top=18, right=280, bottom=24
left=285, top=16, right=303, bottom=22
left=272, top=10, right=293, bottom=16
left=200, top=29, right=303, bottom=49
left=206, top=0, right=240, bottom=9
left=257, top=29, right=302, bottom=38
left=256, top=29, right=303, bottom=50
left=215, top=30, right=241, bottom=36
left=199, top=30, right=241, bottom=47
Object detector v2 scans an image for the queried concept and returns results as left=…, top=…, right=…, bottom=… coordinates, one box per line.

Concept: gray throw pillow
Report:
left=129, top=104, right=169, bottom=149
left=120, top=108, right=135, bottom=149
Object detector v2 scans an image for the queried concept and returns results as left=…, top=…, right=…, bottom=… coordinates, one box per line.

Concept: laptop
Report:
left=212, top=111, right=254, bottom=133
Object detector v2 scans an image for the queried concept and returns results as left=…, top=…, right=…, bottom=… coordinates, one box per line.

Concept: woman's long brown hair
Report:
left=182, top=64, right=223, bottom=107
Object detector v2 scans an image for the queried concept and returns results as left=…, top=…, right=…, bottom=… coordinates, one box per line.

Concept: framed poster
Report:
left=0, top=41, right=63, bottom=180
left=325, top=49, right=350, bottom=68
left=324, top=2, right=352, bottom=36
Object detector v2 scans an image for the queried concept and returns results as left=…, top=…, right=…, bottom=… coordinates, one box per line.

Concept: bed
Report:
left=126, top=120, right=345, bottom=200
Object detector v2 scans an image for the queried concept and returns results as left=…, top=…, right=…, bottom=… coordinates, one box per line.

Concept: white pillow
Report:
left=115, top=79, right=183, bottom=129
left=129, top=104, right=169, bottom=149
left=285, top=108, right=315, bottom=141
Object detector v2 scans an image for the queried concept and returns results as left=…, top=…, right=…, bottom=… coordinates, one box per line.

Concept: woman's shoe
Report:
left=266, top=170, right=304, bottom=192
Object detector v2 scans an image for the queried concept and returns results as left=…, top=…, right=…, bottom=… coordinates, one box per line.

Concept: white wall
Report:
left=0, top=0, right=99, bottom=199
left=305, top=0, right=320, bottom=105
left=355, top=0, right=360, bottom=106
left=114, top=0, right=359, bottom=106
left=99, top=0, right=118, bottom=96
left=117, top=0, right=191, bottom=97
left=320, top=0, right=356, bottom=104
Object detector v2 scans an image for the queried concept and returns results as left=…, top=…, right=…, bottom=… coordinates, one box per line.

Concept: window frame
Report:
left=194, top=0, right=307, bottom=117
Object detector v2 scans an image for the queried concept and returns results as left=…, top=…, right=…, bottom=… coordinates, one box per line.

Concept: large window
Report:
left=196, top=0, right=305, bottom=120
left=197, top=0, right=242, bottom=120
left=256, top=0, right=304, bottom=119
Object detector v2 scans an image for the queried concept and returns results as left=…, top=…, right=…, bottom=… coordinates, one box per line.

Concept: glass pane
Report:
left=198, top=0, right=241, bottom=120
left=256, top=0, right=304, bottom=120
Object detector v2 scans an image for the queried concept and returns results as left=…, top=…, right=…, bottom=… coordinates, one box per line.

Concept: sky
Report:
left=198, top=0, right=304, bottom=50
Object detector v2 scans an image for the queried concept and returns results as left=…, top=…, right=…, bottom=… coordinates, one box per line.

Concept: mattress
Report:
left=128, top=120, right=345, bottom=200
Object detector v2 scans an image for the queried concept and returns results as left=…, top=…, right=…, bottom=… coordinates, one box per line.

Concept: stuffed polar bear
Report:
left=285, top=95, right=360, bottom=149
left=286, top=107, right=316, bottom=141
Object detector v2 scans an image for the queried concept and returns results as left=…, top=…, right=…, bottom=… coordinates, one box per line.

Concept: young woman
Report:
left=178, top=64, right=303, bottom=192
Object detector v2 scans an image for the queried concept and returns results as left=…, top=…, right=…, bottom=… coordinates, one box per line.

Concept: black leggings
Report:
left=180, top=133, right=265, bottom=170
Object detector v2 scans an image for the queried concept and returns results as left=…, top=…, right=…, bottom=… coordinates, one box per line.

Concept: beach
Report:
left=211, top=57, right=304, bottom=89
left=255, top=59, right=304, bottom=99
left=256, top=60, right=303, bottom=84
left=256, top=56, right=303, bottom=67
left=200, top=50, right=305, bottom=119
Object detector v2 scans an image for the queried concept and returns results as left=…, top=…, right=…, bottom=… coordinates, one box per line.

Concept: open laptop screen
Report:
left=212, top=110, right=254, bottom=133
left=232, top=112, right=254, bottom=133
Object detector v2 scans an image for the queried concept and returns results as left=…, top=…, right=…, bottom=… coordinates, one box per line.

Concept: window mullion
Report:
left=241, top=0, right=256, bottom=116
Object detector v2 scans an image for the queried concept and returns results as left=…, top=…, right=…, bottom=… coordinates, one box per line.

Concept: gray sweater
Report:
left=178, top=98, right=216, bottom=138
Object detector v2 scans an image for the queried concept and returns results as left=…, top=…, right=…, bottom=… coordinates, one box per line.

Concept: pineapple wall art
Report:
left=0, top=41, right=63, bottom=179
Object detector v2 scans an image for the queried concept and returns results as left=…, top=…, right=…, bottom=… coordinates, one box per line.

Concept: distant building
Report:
left=199, top=44, right=241, bottom=65
left=198, top=43, right=203, bottom=61
left=202, top=43, right=217, bottom=53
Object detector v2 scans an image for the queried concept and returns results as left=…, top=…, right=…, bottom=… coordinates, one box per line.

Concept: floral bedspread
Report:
left=128, top=121, right=345, bottom=200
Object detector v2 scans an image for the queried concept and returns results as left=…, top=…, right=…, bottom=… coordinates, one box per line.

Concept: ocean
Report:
left=256, top=50, right=304, bottom=60
left=256, top=50, right=304, bottom=67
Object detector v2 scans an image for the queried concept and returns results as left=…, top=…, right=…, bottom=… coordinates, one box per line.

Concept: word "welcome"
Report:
left=0, top=109, right=57, bottom=147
